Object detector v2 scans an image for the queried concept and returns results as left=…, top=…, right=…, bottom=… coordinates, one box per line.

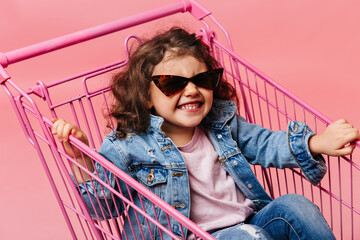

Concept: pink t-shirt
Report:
left=178, top=126, right=255, bottom=239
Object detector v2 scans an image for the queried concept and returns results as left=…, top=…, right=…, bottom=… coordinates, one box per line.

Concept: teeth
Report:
left=179, top=104, right=200, bottom=110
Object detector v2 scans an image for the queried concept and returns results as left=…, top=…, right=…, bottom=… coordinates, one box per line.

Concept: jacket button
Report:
left=248, top=184, right=252, bottom=188
left=294, top=124, right=299, bottom=132
left=233, top=161, right=238, bottom=165
left=172, top=172, right=184, bottom=177
left=217, top=134, right=222, bottom=139
left=147, top=169, right=155, bottom=182
left=173, top=204, right=186, bottom=209
left=218, top=156, right=226, bottom=163
left=161, top=144, right=172, bottom=151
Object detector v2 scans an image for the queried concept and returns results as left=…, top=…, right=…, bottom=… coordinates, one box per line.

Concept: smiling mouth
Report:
left=177, top=102, right=202, bottom=110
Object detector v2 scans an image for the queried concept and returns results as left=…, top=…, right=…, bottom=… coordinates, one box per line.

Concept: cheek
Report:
left=202, top=89, right=214, bottom=104
left=149, top=83, right=161, bottom=108
left=149, top=84, right=178, bottom=114
left=203, top=90, right=214, bottom=113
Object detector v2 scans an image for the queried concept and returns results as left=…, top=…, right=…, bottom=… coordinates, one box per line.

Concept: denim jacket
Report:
left=79, top=99, right=326, bottom=239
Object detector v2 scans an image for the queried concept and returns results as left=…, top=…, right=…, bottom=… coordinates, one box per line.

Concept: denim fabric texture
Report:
left=211, top=194, right=335, bottom=240
left=78, top=99, right=327, bottom=239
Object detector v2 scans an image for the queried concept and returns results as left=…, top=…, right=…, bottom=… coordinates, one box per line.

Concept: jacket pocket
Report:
left=136, top=167, right=168, bottom=187
left=134, top=166, right=168, bottom=209
left=134, top=167, right=168, bottom=236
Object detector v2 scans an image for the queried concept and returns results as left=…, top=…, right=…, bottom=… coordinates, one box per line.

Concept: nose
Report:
left=182, top=81, right=200, bottom=96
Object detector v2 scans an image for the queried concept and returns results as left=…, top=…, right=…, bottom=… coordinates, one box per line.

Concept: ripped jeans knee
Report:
left=211, top=223, right=273, bottom=240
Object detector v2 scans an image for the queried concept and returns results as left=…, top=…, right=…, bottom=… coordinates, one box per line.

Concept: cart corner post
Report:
left=182, top=0, right=212, bottom=20
left=0, top=53, right=10, bottom=84
left=0, top=52, right=8, bottom=67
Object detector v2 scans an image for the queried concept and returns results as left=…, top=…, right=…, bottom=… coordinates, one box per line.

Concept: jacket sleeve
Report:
left=73, top=136, right=131, bottom=219
left=234, top=115, right=327, bottom=185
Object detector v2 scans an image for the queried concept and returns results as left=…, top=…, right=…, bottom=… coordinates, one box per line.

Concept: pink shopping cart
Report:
left=1, top=0, right=359, bottom=239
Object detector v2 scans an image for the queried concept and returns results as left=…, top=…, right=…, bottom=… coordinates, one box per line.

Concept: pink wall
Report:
left=1, top=0, right=359, bottom=239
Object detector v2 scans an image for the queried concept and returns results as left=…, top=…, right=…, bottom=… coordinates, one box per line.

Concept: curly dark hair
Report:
left=109, top=27, right=236, bottom=138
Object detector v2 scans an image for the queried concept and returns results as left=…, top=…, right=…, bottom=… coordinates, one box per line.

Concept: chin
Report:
left=179, top=119, right=203, bottom=128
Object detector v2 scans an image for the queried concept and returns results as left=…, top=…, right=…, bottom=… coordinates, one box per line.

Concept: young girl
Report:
left=52, top=27, right=359, bottom=240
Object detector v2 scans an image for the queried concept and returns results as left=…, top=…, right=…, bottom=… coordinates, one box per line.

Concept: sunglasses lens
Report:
left=151, top=68, right=223, bottom=96
left=153, top=76, right=187, bottom=96
left=193, top=68, right=223, bottom=90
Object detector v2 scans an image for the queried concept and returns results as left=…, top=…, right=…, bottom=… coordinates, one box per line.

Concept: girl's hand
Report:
left=51, top=118, right=89, bottom=158
left=309, top=119, right=360, bottom=156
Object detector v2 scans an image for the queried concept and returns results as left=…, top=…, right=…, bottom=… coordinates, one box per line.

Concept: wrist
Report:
left=309, top=135, right=323, bottom=156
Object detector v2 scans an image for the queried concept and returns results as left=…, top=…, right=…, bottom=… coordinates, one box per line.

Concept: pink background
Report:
left=1, top=0, right=359, bottom=239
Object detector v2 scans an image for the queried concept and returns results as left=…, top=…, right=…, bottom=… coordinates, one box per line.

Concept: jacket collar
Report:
left=201, top=99, right=236, bottom=129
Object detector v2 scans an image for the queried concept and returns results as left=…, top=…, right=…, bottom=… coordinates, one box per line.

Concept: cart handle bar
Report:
left=0, top=0, right=213, bottom=69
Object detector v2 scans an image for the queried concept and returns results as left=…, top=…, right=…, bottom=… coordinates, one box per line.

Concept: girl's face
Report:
left=149, top=51, right=213, bottom=136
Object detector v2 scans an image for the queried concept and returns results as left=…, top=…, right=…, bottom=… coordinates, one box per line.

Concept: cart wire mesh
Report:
left=1, top=0, right=359, bottom=239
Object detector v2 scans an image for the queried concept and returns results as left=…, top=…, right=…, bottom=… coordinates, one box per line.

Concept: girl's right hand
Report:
left=51, top=118, right=89, bottom=158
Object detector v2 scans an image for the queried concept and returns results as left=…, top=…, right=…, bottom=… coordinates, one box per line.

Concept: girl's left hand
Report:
left=309, top=119, right=360, bottom=156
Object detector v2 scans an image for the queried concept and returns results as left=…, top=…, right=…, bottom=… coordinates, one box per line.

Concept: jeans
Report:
left=211, top=194, right=335, bottom=240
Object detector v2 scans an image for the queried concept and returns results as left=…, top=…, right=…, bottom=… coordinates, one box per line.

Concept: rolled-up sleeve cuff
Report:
left=70, top=162, right=115, bottom=199
left=71, top=174, right=96, bottom=195
left=287, top=121, right=327, bottom=185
